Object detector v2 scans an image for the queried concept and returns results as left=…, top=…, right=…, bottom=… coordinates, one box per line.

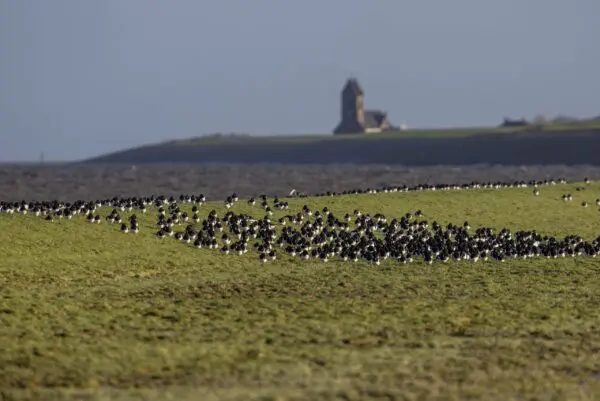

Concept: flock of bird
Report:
left=2, top=177, right=600, bottom=266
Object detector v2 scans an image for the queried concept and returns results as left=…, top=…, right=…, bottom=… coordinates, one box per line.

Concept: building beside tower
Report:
left=333, top=78, right=395, bottom=135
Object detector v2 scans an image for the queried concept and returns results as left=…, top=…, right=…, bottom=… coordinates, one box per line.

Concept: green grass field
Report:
left=172, top=120, right=600, bottom=147
left=2, top=181, right=600, bottom=400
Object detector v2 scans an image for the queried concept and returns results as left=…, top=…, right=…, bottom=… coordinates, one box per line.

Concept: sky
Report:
left=0, top=0, right=599, bottom=162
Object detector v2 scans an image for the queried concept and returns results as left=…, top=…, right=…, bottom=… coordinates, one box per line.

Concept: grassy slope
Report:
left=2, top=183, right=600, bottom=400
left=173, top=121, right=600, bottom=146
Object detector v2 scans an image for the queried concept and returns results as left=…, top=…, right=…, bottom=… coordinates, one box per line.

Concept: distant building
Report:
left=499, top=117, right=529, bottom=128
left=333, top=78, right=395, bottom=135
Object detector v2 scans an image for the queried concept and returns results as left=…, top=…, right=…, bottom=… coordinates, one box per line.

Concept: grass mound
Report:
left=2, top=181, right=600, bottom=400
left=174, top=121, right=600, bottom=146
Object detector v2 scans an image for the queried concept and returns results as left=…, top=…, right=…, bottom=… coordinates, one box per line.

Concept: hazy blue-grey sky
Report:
left=1, top=0, right=598, bottom=162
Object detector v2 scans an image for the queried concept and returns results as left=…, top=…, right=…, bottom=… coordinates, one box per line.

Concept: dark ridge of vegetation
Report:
left=82, top=129, right=600, bottom=165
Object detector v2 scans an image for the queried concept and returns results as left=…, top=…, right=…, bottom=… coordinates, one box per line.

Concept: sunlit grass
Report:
left=2, top=181, right=600, bottom=400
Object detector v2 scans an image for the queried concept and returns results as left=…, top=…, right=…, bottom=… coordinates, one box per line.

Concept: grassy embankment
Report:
left=173, top=120, right=600, bottom=147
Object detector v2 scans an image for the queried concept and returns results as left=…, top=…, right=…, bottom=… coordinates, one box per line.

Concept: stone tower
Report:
left=341, top=78, right=365, bottom=126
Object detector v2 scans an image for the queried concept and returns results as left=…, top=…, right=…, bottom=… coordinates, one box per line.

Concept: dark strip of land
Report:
left=83, top=130, right=600, bottom=165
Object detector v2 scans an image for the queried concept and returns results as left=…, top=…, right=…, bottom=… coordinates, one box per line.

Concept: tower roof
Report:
left=344, top=78, right=364, bottom=96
